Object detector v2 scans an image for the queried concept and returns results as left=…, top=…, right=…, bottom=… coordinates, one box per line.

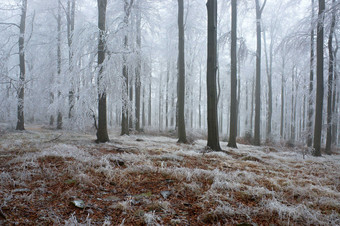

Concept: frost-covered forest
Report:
left=0, top=0, right=339, bottom=151
left=0, top=0, right=340, bottom=225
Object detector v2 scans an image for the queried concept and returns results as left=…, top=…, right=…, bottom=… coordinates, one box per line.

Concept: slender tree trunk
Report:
left=67, top=0, right=75, bottom=119
left=313, top=0, right=325, bottom=156
left=57, top=0, right=63, bottom=129
left=263, top=30, right=273, bottom=141
left=199, top=64, right=202, bottom=129
left=291, top=66, right=296, bottom=143
left=280, top=57, right=285, bottom=139
left=142, top=83, right=145, bottom=128
left=228, top=0, right=237, bottom=148
left=16, top=0, right=28, bottom=131
left=159, top=72, right=163, bottom=131
left=96, top=0, right=109, bottom=143
left=166, top=61, right=170, bottom=129
left=307, top=0, right=315, bottom=147
left=177, top=0, right=187, bottom=143
left=332, top=42, right=338, bottom=145
left=206, top=0, right=221, bottom=151
left=326, top=0, right=335, bottom=154
left=148, top=70, right=152, bottom=126
left=250, top=75, right=255, bottom=133
left=254, top=0, right=266, bottom=145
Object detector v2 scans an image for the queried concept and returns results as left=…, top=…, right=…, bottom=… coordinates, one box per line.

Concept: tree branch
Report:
left=260, top=0, right=267, bottom=14
left=0, top=22, right=19, bottom=28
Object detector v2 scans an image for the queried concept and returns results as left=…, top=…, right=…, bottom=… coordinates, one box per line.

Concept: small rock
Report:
left=136, top=138, right=144, bottom=142
left=160, top=190, right=171, bottom=199
left=71, top=200, right=85, bottom=209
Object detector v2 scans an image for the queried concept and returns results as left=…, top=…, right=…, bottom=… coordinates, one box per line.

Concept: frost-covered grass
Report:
left=0, top=124, right=339, bottom=225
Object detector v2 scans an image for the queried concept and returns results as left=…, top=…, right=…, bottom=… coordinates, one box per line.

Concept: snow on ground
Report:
left=0, top=124, right=339, bottom=225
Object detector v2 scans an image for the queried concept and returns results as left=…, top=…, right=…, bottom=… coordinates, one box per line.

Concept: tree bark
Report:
left=16, top=0, right=28, bottom=131
left=121, top=0, right=134, bottom=135
left=307, top=0, right=315, bottom=147
left=263, top=30, right=273, bottom=142
left=325, top=0, right=335, bottom=154
left=313, top=0, right=325, bottom=156
left=206, top=0, right=221, bottom=151
left=228, top=0, right=237, bottom=148
left=254, top=0, right=266, bottom=145
left=280, top=56, right=285, bottom=139
left=67, top=0, right=76, bottom=119
left=177, top=0, right=187, bottom=143
left=57, top=0, right=63, bottom=130
left=96, top=0, right=109, bottom=143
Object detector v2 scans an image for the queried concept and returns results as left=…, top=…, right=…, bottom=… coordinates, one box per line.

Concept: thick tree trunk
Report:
left=326, top=0, right=335, bottom=154
left=177, top=0, right=187, bottom=143
left=228, top=0, right=237, bottom=148
left=96, top=0, right=109, bottom=143
left=254, top=0, right=266, bottom=145
left=16, top=0, right=28, bottom=131
left=206, top=0, right=221, bottom=151
left=313, top=0, right=325, bottom=156
left=307, top=0, right=315, bottom=147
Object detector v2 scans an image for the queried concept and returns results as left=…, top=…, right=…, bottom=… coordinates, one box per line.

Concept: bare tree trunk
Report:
left=254, top=0, right=266, bottom=145
left=96, top=0, right=109, bottom=143
left=16, top=0, right=28, bottom=131
left=228, top=0, right=237, bottom=148
left=250, top=75, right=255, bottom=133
left=121, top=0, right=134, bottom=135
left=291, top=66, right=296, bottom=143
left=177, top=0, right=187, bottom=143
left=326, top=0, right=335, bottom=154
left=199, top=64, right=202, bottom=129
left=57, top=0, right=63, bottom=130
left=148, top=70, right=152, bottom=126
left=307, top=0, right=315, bottom=147
left=166, top=61, right=170, bottom=129
left=206, top=0, right=221, bottom=151
left=280, top=56, right=285, bottom=139
left=67, top=0, right=75, bottom=119
left=332, top=40, right=338, bottom=145
left=142, top=83, right=145, bottom=128
left=263, top=30, right=273, bottom=142
left=313, top=0, right=325, bottom=156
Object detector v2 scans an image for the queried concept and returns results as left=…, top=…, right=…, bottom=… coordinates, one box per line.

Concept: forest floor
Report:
left=0, top=124, right=340, bottom=225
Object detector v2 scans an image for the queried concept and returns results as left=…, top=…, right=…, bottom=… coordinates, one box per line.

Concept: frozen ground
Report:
left=0, top=124, right=339, bottom=225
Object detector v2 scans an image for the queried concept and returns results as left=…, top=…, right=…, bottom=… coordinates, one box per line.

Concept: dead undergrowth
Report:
left=0, top=125, right=339, bottom=225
